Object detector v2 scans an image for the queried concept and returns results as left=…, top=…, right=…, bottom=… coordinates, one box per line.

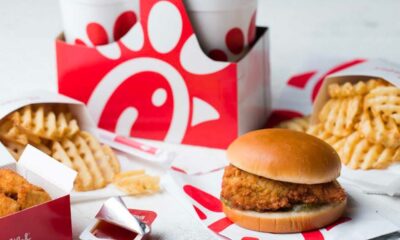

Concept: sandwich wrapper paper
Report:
left=168, top=169, right=398, bottom=240
left=0, top=91, right=174, bottom=203
left=268, top=59, right=400, bottom=196
left=139, top=138, right=228, bottom=175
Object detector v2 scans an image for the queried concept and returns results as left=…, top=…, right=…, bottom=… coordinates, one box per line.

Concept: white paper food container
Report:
left=0, top=91, right=172, bottom=202
left=0, top=90, right=97, bottom=133
left=59, top=0, right=140, bottom=46
left=311, top=59, right=400, bottom=196
left=184, top=0, right=257, bottom=62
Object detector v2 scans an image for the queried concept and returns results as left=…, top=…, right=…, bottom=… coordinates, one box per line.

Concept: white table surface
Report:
left=0, top=0, right=400, bottom=239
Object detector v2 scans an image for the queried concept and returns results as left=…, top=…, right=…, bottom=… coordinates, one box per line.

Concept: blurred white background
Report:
left=0, top=1, right=399, bottom=239
left=0, top=0, right=399, bottom=97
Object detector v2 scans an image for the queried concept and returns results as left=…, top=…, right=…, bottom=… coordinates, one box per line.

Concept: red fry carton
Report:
left=56, top=0, right=271, bottom=149
left=0, top=145, right=76, bottom=239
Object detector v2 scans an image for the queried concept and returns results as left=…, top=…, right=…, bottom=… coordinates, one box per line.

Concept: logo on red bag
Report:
left=58, top=0, right=238, bottom=148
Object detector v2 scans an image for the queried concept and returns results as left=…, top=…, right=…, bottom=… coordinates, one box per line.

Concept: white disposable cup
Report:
left=184, top=0, right=257, bottom=62
left=59, top=0, right=139, bottom=46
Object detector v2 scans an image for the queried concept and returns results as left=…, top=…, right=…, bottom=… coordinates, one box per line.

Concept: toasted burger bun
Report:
left=222, top=199, right=347, bottom=233
left=227, top=129, right=341, bottom=184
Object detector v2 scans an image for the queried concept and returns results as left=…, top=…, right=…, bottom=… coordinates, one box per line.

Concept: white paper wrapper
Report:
left=139, top=139, right=228, bottom=175
left=168, top=169, right=399, bottom=240
left=267, top=59, right=400, bottom=196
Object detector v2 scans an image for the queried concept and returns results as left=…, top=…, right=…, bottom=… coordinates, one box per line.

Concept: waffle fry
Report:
left=113, top=170, right=160, bottom=195
left=52, top=140, right=95, bottom=191
left=31, top=142, right=52, bottom=156
left=2, top=140, right=25, bottom=160
left=282, top=79, right=399, bottom=170
left=51, top=131, right=120, bottom=191
left=79, top=131, right=120, bottom=182
left=390, top=113, right=400, bottom=124
left=306, top=124, right=345, bottom=153
left=275, top=116, right=310, bottom=132
left=309, top=125, right=399, bottom=169
left=0, top=103, right=120, bottom=191
left=0, top=120, right=27, bottom=145
left=11, top=104, right=79, bottom=141
left=328, top=79, right=387, bottom=98
left=358, top=109, right=400, bottom=148
left=364, top=86, right=400, bottom=121
left=0, top=119, right=41, bottom=145
left=339, top=132, right=400, bottom=169
left=318, top=96, right=362, bottom=137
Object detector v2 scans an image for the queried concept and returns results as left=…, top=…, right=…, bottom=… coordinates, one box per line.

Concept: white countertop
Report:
left=0, top=0, right=399, bottom=239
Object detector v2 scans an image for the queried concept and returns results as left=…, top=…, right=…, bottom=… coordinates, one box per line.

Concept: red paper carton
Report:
left=0, top=145, right=76, bottom=239
left=57, top=0, right=270, bottom=149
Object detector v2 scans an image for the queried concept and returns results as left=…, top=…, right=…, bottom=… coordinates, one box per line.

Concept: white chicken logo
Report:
left=86, top=1, right=232, bottom=144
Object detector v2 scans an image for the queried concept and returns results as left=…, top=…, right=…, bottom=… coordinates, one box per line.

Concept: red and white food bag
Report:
left=0, top=145, right=76, bottom=239
left=184, top=0, right=257, bottom=62
left=57, top=0, right=270, bottom=149
left=59, top=0, right=139, bottom=46
left=167, top=169, right=399, bottom=240
left=267, top=58, right=400, bottom=196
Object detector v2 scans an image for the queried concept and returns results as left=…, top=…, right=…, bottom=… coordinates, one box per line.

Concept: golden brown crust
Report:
left=0, top=193, right=20, bottom=217
left=0, top=169, right=51, bottom=217
left=227, top=129, right=341, bottom=184
left=222, top=199, right=347, bottom=233
left=221, top=165, right=347, bottom=212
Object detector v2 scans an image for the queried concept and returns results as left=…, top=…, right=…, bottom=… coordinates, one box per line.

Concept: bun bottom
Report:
left=222, top=199, right=347, bottom=233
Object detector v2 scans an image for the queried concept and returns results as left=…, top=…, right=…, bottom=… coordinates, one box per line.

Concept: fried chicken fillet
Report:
left=0, top=169, right=51, bottom=217
left=0, top=193, right=20, bottom=217
left=221, top=165, right=346, bottom=212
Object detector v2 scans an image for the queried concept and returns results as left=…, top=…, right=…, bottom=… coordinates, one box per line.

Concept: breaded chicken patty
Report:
left=221, top=165, right=346, bottom=212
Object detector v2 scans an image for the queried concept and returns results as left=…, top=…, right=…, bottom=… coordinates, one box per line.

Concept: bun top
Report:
left=227, top=129, right=341, bottom=184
